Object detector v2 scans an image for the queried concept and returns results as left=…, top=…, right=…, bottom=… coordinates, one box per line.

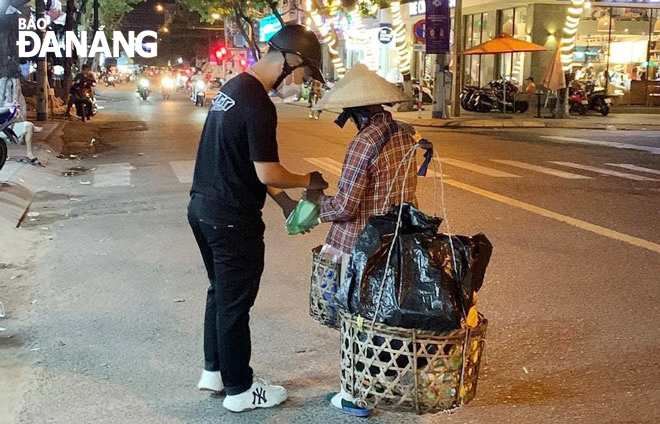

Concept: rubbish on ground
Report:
left=79, top=181, right=91, bottom=185
left=90, top=138, right=97, bottom=146
left=92, top=154, right=100, bottom=158
left=27, top=212, right=40, bottom=218
left=172, top=299, right=185, bottom=303
left=69, top=198, right=82, bottom=202
left=30, top=348, right=40, bottom=351
left=0, top=327, right=6, bottom=332
left=0, top=302, right=5, bottom=318
left=138, top=152, right=144, bottom=156
left=523, top=367, right=529, bottom=374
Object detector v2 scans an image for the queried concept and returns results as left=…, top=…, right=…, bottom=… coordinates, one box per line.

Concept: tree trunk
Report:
left=36, top=0, right=48, bottom=120
left=63, top=0, right=76, bottom=104
left=233, top=7, right=260, bottom=62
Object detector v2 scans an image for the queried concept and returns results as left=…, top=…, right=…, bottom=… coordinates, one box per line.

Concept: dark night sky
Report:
left=122, top=0, right=174, bottom=32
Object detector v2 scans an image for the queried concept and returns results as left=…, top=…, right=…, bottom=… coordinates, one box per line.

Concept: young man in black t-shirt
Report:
left=188, top=25, right=327, bottom=413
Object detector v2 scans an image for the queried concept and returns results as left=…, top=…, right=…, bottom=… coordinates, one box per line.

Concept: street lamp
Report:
left=155, top=3, right=164, bottom=13
left=161, top=26, right=169, bottom=33
left=211, top=12, right=221, bottom=21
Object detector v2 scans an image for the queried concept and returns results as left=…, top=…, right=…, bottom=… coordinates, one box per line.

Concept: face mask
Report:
left=275, top=77, right=302, bottom=99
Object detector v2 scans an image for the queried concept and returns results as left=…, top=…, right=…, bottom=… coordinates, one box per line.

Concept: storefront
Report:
left=458, top=0, right=660, bottom=108
left=572, top=3, right=660, bottom=106
left=462, top=5, right=530, bottom=88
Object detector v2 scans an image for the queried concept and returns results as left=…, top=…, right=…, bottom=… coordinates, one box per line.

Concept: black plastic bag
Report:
left=335, top=204, right=492, bottom=332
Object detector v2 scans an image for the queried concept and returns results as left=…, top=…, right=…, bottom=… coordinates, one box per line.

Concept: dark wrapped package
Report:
left=335, top=204, right=492, bottom=332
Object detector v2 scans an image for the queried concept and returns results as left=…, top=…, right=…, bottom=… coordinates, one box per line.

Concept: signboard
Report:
left=414, top=19, right=426, bottom=43
left=409, top=0, right=426, bottom=16
left=425, top=0, right=450, bottom=54
left=259, top=14, right=283, bottom=42
left=378, top=26, right=393, bottom=44
left=413, top=44, right=425, bottom=52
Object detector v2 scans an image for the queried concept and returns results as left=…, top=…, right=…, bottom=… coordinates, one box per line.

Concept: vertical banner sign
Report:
left=425, top=0, right=450, bottom=54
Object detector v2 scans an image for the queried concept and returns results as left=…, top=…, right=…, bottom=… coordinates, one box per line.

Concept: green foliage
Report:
left=98, top=0, right=146, bottom=31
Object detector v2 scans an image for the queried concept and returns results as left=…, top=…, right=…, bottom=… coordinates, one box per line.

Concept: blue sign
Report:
left=426, top=0, right=450, bottom=54
left=259, top=15, right=283, bottom=42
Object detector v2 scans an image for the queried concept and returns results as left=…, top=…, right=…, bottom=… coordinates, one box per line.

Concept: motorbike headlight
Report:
left=139, top=79, right=149, bottom=88
left=196, top=81, right=205, bottom=90
left=162, top=78, right=173, bottom=88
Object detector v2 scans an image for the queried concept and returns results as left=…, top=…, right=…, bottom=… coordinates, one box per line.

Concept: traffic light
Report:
left=212, top=45, right=228, bottom=61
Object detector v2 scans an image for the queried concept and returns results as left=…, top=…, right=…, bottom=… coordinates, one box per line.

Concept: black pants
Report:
left=188, top=196, right=265, bottom=395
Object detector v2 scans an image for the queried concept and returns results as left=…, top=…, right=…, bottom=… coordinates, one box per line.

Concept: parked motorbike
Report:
left=191, top=80, right=206, bottom=107
left=160, top=76, right=174, bottom=100
left=584, top=81, right=611, bottom=116
left=0, top=105, right=20, bottom=171
left=568, top=85, right=588, bottom=115
left=138, top=78, right=150, bottom=101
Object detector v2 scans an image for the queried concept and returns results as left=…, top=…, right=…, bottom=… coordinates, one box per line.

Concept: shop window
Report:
left=574, top=6, right=656, bottom=105
left=498, top=7, right=527, bottom=85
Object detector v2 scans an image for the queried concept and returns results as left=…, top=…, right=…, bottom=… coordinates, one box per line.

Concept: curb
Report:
left=281, top=101, right=660, bottom=131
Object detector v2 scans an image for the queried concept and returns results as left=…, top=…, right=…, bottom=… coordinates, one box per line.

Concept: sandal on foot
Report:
left=326, top=392, right=371, bottom=418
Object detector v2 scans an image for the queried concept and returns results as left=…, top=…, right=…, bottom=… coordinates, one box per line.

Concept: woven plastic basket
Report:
left=309, top=246, right=341, bottom=329
left=339, top=311, right=487, bottom=414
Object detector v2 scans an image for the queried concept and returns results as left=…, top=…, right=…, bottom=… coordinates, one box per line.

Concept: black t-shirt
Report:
left=190, top=73, right=278, bottom=218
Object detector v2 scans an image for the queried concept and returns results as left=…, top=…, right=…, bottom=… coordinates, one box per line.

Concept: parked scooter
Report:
left=584, top=81, right=611, bottom=116
left=568, top=85, right=588, bottom=115
left=0, top=105, right=20, bottom=171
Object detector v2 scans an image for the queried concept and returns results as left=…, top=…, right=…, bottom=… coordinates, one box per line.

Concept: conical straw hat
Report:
left=314, top=63, right=409, bottom=111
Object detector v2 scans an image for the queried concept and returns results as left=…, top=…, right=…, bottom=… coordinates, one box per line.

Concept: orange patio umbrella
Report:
left=462, top=34, right=548, bottom=55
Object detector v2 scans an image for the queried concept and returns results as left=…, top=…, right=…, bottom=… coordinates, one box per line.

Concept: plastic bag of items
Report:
left=335, top=204, right=492, bottom=332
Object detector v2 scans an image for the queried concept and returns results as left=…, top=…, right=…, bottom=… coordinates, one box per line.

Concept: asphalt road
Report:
left=5, top=84, right=660, bottom=423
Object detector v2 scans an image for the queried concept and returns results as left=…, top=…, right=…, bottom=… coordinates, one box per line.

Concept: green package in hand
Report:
left=285, top=199, right=320, bottom=235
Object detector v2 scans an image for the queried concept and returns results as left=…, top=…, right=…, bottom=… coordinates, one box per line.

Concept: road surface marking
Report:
left=169, top=160, right=195, bottom=183
left=309, top=158, right=660, bottom=254
left=437, top=158, right=520, bottom=178
left=93, top=163, right=135, bottom=187
left=541, top=136, right=660, bottom=155
left=548, top=162, right=658, bottom=181
left=444, top=179, right=660, bottom=255
left=491, top=160, right=593, bottom=179
left=605, top=163, right=660, bottom=176
left=304, top=157, right=343, bottom=176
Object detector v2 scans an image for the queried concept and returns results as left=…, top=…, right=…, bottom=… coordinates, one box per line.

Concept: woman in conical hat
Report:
left=305, top=63, right=418, bottom=417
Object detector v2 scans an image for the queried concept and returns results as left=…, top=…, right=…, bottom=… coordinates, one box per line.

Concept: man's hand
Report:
left=267, top=187, right=299, bottom=218
left=307, top=171, right=329, bottom=190
left=303, top=189, right=324, bottom=204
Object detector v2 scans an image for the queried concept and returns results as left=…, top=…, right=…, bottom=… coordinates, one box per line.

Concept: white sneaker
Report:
left=223, top=378, right=288, bottom=412
left=197, top=370, right=224, bottom=393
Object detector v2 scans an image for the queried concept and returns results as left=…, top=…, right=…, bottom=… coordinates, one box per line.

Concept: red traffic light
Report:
left=213, top=46, right=228, bottom=60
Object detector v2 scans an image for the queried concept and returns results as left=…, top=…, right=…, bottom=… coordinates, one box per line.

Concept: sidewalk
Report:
left=285, top=99, right=660, bottom=130
left=390, top=109, right=660, bottom=131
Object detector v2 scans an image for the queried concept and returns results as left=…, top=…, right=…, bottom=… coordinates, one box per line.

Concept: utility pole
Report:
left=35, top=0, right=48, bottom=121
left=451, top=0, right=463, bottom=117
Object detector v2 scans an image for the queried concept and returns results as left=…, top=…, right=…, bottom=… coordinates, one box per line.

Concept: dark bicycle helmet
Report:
left=268, top=24, right=324, bottom=86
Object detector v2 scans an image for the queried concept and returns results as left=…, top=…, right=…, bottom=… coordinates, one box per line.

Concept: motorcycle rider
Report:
left=66, top=65, right=96, bottom=117
left=190, top=69, right=205, bottom=101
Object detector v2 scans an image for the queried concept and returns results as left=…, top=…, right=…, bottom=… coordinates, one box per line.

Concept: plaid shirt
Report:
left=319, top=111, right=417, bottom=254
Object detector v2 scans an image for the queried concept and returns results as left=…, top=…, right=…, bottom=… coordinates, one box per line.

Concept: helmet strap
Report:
left=272, top=51, right=303, bottom=90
